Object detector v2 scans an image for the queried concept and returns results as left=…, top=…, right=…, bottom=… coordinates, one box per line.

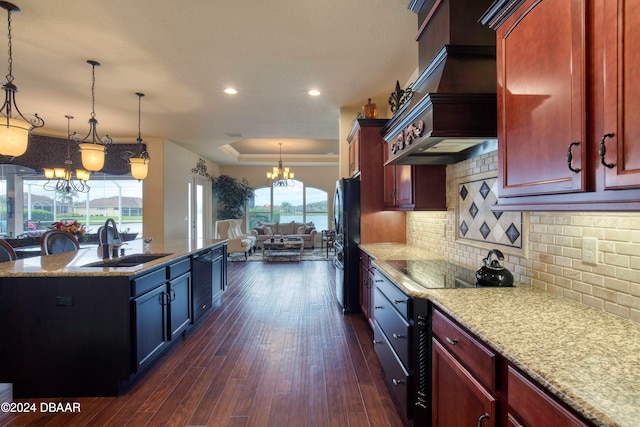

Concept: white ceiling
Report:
left=4, top=0, right=418, bottom=165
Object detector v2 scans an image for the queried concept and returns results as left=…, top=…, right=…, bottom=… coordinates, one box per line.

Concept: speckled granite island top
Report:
left=360, top=243, right=640, bottom=427
left=0, top=239, right=226, bottom=277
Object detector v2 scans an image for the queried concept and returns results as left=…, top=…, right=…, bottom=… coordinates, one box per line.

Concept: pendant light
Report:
left=0, top=1, right=44, bottom=157
left=266, top=142, right=295, bottom=187
left=43, top=115, right=90, bottom=193
left=77, top=60, right=112, bottom=172
left=127, top=92, right=150, bottom=180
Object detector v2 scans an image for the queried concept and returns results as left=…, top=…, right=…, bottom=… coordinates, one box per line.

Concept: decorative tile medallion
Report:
left=458, top=177, right=523, bottom=249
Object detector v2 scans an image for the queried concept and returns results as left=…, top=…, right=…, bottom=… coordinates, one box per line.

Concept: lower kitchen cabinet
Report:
left=508, top=366, right=590, bottom=427
left=134, top=284, right=169, bottom=369
left=359, top=250, right=374, bottom=329
left=372, top=266, right=412, bottom=419
left=168, top=271, right=191, bottom=340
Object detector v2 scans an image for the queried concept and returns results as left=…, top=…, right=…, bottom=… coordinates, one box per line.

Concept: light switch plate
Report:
left=582, top=237, right=598, bottom=264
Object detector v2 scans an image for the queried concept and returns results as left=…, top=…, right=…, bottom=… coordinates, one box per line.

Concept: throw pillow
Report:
left=253, top=227, right=264, bottom=235
left=263, top=226, right=272, bottom=235
left=297, top=225, right=306, bottom=234
left=305, top=227, right=315, bottom=234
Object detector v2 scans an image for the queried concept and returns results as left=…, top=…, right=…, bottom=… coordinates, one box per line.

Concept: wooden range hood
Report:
left=383, top=0, right=498, bottom=165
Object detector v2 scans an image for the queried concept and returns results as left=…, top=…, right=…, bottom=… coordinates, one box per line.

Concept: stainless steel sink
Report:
left=81, top=253, right=174, bottom=268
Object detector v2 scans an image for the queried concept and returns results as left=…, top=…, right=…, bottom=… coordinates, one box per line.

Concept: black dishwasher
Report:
left=192, top=245, right=226, bottom=322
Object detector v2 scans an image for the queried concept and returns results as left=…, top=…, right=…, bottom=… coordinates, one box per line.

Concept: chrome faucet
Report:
left=101, top=218, right=122, bottom=259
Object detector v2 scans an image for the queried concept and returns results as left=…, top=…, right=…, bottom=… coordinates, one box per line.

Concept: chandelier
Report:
left=43, top=115, right=90, bottom=193
left=77, top=60, right=112, bottom=172
left=0, top=1, right=44, bottom=157
left=123, top=92, right=150, bottom=180
left=266, top=142, right=295, bottom=187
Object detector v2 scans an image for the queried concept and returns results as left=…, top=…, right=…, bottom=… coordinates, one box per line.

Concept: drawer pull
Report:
left=445, top=337, right=458, bottom=346
left=374, top=305, right=383, bottom=309
left=374, top=279, right=383, bottom=283
left=393, top=299, right=404, bottom=304
left=477, top=413, right=490, bottom=427
left=392, top=333, right=404, bottom=340
left=372, top=339, right=382, bottom=345
left=392, top=378, right=404, bottom=386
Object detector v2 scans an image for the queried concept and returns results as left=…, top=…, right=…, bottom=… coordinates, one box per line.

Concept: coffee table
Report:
left=262, top=237, right=304, bottom=261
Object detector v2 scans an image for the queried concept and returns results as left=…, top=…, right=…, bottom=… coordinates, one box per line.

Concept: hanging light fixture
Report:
left=77, top=60, right=112, bottom=172
left=125, top=92, right=150, bottom=180
left=43, top=115, right=90, bottom=193
left=0, top=1, right=44, bottom=157
left=266, top=142, right=295, bottom=187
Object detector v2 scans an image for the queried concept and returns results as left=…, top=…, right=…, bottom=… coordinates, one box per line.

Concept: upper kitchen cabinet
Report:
left=483, top=0, right=640, bottom=210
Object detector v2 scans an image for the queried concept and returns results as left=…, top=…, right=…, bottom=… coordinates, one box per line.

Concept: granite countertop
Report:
left=0, top=239, right=227, bottom=277
left=360, top=243, right=640, bottom=427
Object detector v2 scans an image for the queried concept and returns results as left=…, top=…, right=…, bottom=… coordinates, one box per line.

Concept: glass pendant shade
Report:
left=0, top=117, right=30, bottom=156
left=43, top=168, right=54, bottom=179
left=129, top=157, right=149, bottom=180
left=78, top=142, right=106, bottom=172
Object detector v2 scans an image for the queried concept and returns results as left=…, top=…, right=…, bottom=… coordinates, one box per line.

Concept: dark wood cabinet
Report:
left=383, top=163, right=413, bottom=209
left=349, top=119, right=406, bottom=244
left=134, top=284, right=168, bottom=369
left=169, top=272, right=191, bottom=340
left=359, top=250, right=374, bottom=329
left=484, top=0, right=640, bottom=210
left=348, top=130, right=360, bottom=177
left=372, top=267, right=412, bottom=419
left=508, top=366, right=590, bottom=427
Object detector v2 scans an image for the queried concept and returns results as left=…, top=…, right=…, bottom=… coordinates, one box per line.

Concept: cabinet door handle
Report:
left=445, top=337, right=458, bottom=346
left=392, top=378, right=404, bottom=386
left=392, top=333, right=404, bottom=340
left=477, top=413, right=490, bottom=427
left=566, top=141, right=581, bottom=173
left=169, top=289, right=176, bottom=301
left=599, top=133, right=615, bottom=169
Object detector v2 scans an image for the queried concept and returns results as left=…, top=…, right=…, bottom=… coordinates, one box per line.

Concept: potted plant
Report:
left=212, top=175, right=255, bottom=219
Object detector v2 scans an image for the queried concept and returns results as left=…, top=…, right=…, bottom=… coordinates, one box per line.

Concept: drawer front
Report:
left=432, top=308, right=497, bottom=390
left=374, top=287, right=410, bottom=368
left=374, top=321, right=410, bottom=420
left=373, top=268, right=411, bottom=320
left=508, top=366, right=589, bottom=427
left=131, top=268, right=167, bottom=297
left=168, top=257, right=190, bottom=279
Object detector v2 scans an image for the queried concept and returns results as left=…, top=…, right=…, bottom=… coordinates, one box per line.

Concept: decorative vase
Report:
left=362, top=98, right=377, bottom=119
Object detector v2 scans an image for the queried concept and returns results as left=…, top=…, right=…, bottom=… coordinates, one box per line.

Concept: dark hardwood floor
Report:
left=0, top=260, right=405, bottom=427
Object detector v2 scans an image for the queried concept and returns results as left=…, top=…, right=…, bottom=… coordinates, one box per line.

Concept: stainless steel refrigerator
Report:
left=333, top=178, right=360, bottom=313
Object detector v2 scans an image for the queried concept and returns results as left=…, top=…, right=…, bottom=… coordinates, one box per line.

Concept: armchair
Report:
left=215, top=219, right=256, bottom=259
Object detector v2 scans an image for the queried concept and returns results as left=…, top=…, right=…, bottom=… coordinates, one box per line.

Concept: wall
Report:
left=143, top=138, right=219, bottom=241
left=407, top=150, right=640, bottom=324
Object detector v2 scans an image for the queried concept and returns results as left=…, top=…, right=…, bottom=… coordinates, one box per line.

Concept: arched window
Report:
left=248, top=180, right=328, bottom=231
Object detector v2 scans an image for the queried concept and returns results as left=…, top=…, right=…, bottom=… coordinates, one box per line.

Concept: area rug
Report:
left=228, top=248, right=333, bottom=262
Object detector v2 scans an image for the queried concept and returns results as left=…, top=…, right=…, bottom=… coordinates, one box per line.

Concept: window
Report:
left=248, top=180, right=328, bottom=231
left=0, top=165, right=143, bottom=238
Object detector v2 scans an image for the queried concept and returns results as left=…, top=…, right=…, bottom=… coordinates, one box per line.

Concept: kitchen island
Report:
left=360, top=243, right=640, bottom=427
left=0, top=238, right=227, bottom=398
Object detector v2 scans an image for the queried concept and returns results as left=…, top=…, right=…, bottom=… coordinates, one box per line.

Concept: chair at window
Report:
left=321, top=229, right=336, bottom=257
left=40, top=230, right=80, bottom=255
left=0, top=239, right=17, bottom=262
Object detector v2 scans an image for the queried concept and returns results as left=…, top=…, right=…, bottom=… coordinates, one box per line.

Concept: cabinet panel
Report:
left=497, top=0, right=587, bottom=196
left=169, top=272, right=191, bottom=340
left=374, top=287, right=410, bottom=368
left=359, top=250, right=374, bottom=329
left=508, top=366, right=589, bottom=427
left=374, top=321, right=410, bottom=419
left=602, top=0, right=640, bottom=189
left=432, top=337, right=497, bottom=427
left=134, top=285, right=168, bottom=370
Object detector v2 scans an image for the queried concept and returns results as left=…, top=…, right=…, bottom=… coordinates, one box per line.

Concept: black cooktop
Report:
left=385, top=259, right=478, bottom=289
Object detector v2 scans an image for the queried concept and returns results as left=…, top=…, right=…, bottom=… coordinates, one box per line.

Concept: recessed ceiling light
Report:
left=308, top=89, right=321, bottom=96
left=224, top=88, right=238, bottom=95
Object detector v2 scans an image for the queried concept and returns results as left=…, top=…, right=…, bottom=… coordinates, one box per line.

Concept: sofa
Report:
left=215, top=219, right=256, bottom=259
left=251, top=221, right=317, bottom=249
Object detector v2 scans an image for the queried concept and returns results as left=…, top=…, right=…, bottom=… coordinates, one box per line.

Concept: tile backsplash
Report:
left=407, top=150, right=640, bottom=324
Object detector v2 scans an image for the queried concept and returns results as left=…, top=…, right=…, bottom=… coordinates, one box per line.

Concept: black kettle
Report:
left=475, top=249, right=514, bottom=287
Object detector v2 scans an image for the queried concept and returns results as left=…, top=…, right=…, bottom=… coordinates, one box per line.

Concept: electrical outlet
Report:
left=582, top=237, right=598, bottom=264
